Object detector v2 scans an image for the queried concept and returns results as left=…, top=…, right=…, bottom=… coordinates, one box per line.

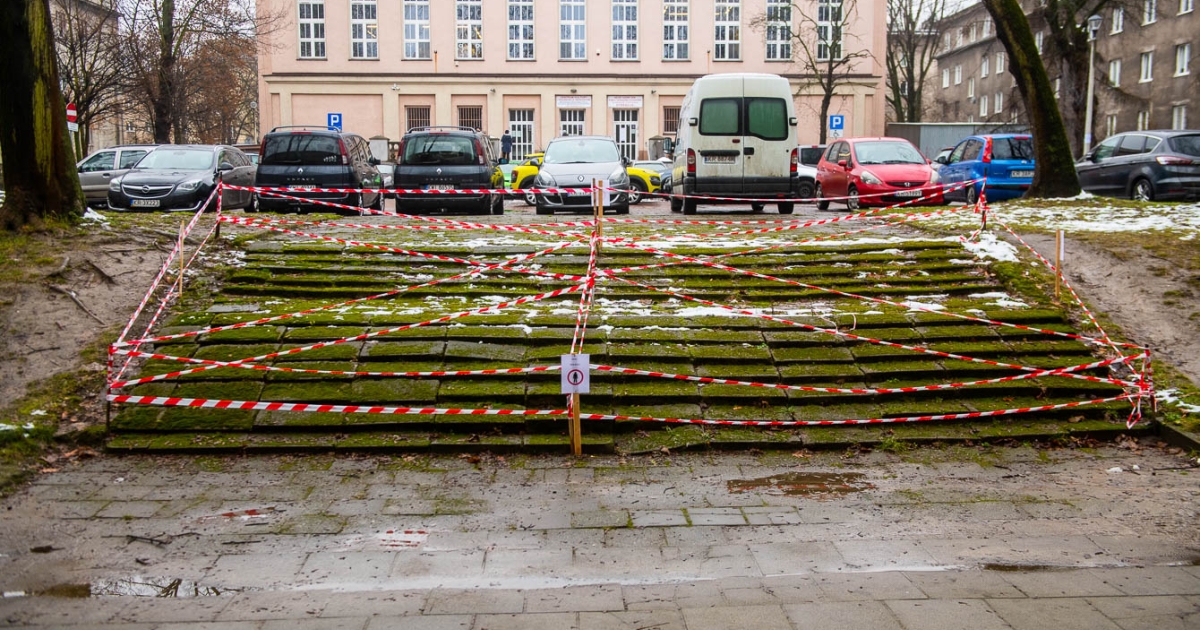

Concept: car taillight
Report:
left=258, top=138, right=267, bottom=160
left=1156, top=155, right=1195, bottom=165
left=473, top=139, right=486, bottom=165
left=982, top=137, right=993, bottom=163
left=337, top=138, right=349, bottom=166
left=790, top=148, right=798, bottom=174
left=686, top=149, right=696, bottom=175
left=395, top=140, right=405, bottom=165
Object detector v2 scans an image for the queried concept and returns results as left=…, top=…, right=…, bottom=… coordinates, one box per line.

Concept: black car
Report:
left=393, top=126, right=504, bottom=215
left=107, top=145, right=255, bottom=212
left=1076, top=130, right=1200, bottom=201
left=253, top=126, right=383, bottom=213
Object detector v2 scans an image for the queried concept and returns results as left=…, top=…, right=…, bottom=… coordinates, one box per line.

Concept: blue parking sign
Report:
left=829, top=115, right=845, bottom=130
left=328, top=113, right=343, bottom=131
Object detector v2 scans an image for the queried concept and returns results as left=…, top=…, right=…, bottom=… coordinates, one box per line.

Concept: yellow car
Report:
left=626, top=165, right=662, bottom=204
left=510, top=152, right=544, bottom=205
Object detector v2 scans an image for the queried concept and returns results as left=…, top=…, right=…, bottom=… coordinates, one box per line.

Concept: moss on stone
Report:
left=436, top=379, right=526, bottom=402
left=770, top=346, right=854, bottom=364
left=858, top=361, right=946, bottom=377
left=201, top=326, right=284, bottom=344
left=260, top=381, right=355, bottom=403
left=700, top=384, right=787, bottom=401
left=444, top=341, right=526, bottom=362
left=779, top=363, right=864, bottom=382
left=445, top=326, right=528, bottom=341
left=265, top=361, right=357, bottom=382
left=172, top=381, right=264, bottom=401
left=606, top=328, right=685, bottom=343
left=763, top=330, right=844, bottom=347
left=166, top=312, right=214, bottom=327
left=281, top=326, right=368, bottom=342
left=287, top=312, right=373, bottom=326
left=350, top=379, right=440, bottom=403
left=255, top=410, right=347, bottom=428
left=609, top=343, right=691, bottom=360
left=335, top=432, right=432, bottom=449
left=695, top=364, right=780, bottom=380
left=276, top=343, right=364, bottom=361
left=155, top=407, right=256, bottom=431
left=615, top=381, right=701, bottom=402
left=703, top=403, right=792, bottom=421
left=690, top=345, right=772, bottom=362
left=684, top=330, right=765, bottom=344
left=110, top=405, right=164, bottom=430
left=917, top=325, right=1000, bottom=342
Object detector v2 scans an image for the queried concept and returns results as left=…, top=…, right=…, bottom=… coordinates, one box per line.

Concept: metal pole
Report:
left=1082, top=29, right=1098, bottom=155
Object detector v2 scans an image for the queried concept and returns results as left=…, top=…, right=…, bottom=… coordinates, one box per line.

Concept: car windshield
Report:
left=544, top=138, right=621, bottom=164
left=853, top=141, right=926, bottom=165
left=992, top=137, right=1034, bottom=160
left=1169, top=134, right=1200, bottom=157
left=261, top=135, right=341, bottom=165
left=135, top=149, right=214, bottom=170
left=403, top=135, right=477, bottom=165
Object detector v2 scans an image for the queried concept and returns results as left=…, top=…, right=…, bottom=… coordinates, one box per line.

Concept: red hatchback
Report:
left=815, top=137, right=943, bottom=210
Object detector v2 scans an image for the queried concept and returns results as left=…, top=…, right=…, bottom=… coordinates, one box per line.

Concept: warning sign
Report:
left=561, top=354, right=590, bottom=394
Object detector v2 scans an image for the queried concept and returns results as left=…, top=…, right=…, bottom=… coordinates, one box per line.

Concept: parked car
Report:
left=634, top=159, right=672, bottom=196
left=929, top=146, right=954, bottom=171
left=1076, top=130, right=1200, bottom=201
left=77, top=144, right=157, bottom=207
left=253, top=125, right=383, bottom=213
left=937, top=134, right=1034, bottom=204
left=534, top=136, right=630, bottom=215
left=498, top=162, right=516, bottom=188
left=376, top=163, right=395, bottom=199
left=511, top=152, right=544, bottom=205
left=798, top=144, right=826, bottom=167
left=815, top=137, right=943, bottom=210
left=626, top=164, right=662, bottom=204
left=393, top=126, right=504, bottom=215
left=107, top=145, right=256, bottom=212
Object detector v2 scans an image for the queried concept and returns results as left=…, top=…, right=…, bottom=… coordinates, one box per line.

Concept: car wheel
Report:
left=670, top=196, right=683, bottom=212
left=683, top=198, right=697, bottom=215
left=847, top=186, right=860, bottom=211
left=535, top=203, right=552, bottom=215
left=612, top=205, right=629, bottom=215
left=778, top=203, right=794, bottom=214
left=750, top=202, right=765, bottom=212
left=520, top=178, right=537, bottom=205
left=246, top=195, right=260, bottom=213
left=816, top=183, right=830, bottom=211
left=1131, top=178, right=1154, bottom=201
left=966, top=185, right=979, bottom=206
left=629, top=180, right=646, bottom=204
left=370, top=193, right=382, bottom=211
left=797, top=180, right=815, bottom=200
left=491, top=194, right=504, bottom=215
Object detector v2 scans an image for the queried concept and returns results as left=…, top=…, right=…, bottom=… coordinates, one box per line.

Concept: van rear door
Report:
left=742, top=75, right=793, bottom=194
left=695, top=92, right=744, bottom=193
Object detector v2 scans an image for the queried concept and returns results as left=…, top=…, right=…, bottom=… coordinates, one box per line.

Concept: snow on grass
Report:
left=925, top=200, right=1200, bottom=237
left=960, top=232, right=1020, bottom=262
left=1156, top=389, right=1200, bottom=414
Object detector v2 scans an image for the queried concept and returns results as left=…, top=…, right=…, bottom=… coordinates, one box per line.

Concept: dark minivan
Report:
left=1076, top=130, right=1200, bottom=201
left=393, top=126, right=505, bottom=215
left=253, top=126, right=383, bottom=213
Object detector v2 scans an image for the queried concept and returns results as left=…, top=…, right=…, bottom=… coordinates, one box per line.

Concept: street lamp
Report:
left=1082, top=14, right=1103, bottom=156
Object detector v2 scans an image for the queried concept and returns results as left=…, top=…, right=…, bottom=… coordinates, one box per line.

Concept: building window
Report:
left=663, top=0, right=689, bottom=59
left=507, top=0, right=534, bottom=60
left=611, top=0, right=638, bottom=60
left=509, top=109, right=535, bottom=160
left=980, top=94, right=989, bottom=117
left=456, top=0, right=483, bottom=60
left=1182, top=0, right=1195, bottom=14
left=1143, top=0, right=1157, bottom=24
left=942, top=68, right=950, bottom=88
left=1140, top=51, right=1154, bottom=81
left=1106, top=114, right=1117, bottom=135
left=942, top=33, right=951, bottom=51
left=969, top=22, right=977, bottom=42
left=954, top=65, right=962, bottom=84
left=406, top=106, right=430, bottom=131
left=1175, top=43, right=1191, bottom=75
left=1112, top=6, right=1124, bottom=32
left=1137, top=110, right=1150, bottom=129
left=817, top=0, right=842, bottom=61
left=458, top=106, right=482, bottom=131
left=956, top=28, right=964, bottom=47
left=994, top=91, right=1003, bottom=114
left=560, top=109, right=585, bottom=136
left=404, top=0, right=430, bottom=59
left=713, top=0, right=741, bottom=60
left=663, top=106, right=681, bottom=134
left=560, top=0, right=587, bottom=60
left=1173, top=105, right=1187, bottom=129
left=1054, top=77, right=1060, bottom=98
left=350, top=0, right=378, bottom=59
left=981, top=56, right=989, bottom=77
left=968, top=77, right=975, bottom=98
left=982, top=17, right=991, bottom=36
left=1035, top=31, right=1044, bottom=54
left=1110, top=59, right=1122, bottom=86
left=765, top=0, right=791, bottom=60
left=900, top=81, right=909, bottom=95
left=996, top=52, right=1006, bottom=74
left=298, top=1, right=326, bottom=59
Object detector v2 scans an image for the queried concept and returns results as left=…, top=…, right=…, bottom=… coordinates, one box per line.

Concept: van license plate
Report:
left=1011, top=170, right=1033, bottom=178
left=426, top=184, right=455, bottom=190
left=704, top=155, right=736, bottom=164
left=130, top=199, right=160, bottom=207
left=895, top=190, right=922, bottom=198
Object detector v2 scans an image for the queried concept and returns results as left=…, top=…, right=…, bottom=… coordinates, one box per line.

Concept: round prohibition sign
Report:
left=566, top=369, right=586, bottom=386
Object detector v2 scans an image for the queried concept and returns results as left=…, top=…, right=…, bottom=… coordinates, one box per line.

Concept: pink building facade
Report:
left=258, top=0, right=887, bottom=160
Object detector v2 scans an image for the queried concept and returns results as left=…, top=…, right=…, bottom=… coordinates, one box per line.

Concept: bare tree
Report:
left=52, top=0, right=127, bottom=157
left=886, top=0, right=947, bottom=123
left=1, top=0, right=85, bottom=230
left=983, top=0, right=1080, bottom=197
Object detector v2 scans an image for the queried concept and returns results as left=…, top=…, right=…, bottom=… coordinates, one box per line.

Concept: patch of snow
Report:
left=960, top=233, right=1020, bottom=263
left=969, top=292, right=1010, bottom=299
left=82, top=209, right=109, bottom=223
left=1156, top=389, right=1200, bottom=414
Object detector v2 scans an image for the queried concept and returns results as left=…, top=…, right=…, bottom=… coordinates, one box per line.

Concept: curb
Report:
left=1156, top=422, right=1200, bottom=453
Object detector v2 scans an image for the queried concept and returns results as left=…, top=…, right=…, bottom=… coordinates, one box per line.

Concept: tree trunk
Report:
left=983, top=0, right=1081, bottom=198
left=0, top=0, right=85, bottom=230
left=153, top=0, right=176, bottom=143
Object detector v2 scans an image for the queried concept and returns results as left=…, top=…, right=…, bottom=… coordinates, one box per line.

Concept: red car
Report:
left=815, top=137, right=943, bottom=210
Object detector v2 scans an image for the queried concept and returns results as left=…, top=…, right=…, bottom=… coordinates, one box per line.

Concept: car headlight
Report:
left=109, top=177, right=122, bottom=191
left=860, top=170, right=882, bottom=185
left=608, top=168, right=629, bottom=187
left=535, top=171, right=557, bottom=187
left=650, top=175, right=661, bottom=185
left=928, top=169, right=941, bottom=184
left=177, top=179, right=205, bottom=192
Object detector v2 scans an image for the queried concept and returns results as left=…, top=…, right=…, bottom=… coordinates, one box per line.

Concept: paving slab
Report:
left=783, top=600, right=905, bottom=630
left=886, top=598, right=1013, bottom=630
left=681, top=604, right=793, bottom=630
left=988, top=597, right=1123, bottom=630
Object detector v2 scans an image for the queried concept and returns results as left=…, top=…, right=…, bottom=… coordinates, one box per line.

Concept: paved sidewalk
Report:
left=2, top=446, right=1198, bottom=628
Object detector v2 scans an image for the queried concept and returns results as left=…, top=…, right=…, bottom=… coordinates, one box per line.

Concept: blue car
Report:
left=935, top=134, right=1034, bottom=204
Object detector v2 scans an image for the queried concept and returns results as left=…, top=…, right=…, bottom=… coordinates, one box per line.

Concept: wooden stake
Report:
left=593, top=178, right=604, bottom=252
left=570, top=391, right=582, bottom=455
left=1054, top=230, right=1064, bottom=301
left=179, top=221, right=186, bottom=300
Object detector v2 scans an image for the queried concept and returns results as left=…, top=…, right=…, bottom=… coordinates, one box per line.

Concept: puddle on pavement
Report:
left=727, top=472, right=874, bottom=498
left=15, top=577, right=240, bottom=598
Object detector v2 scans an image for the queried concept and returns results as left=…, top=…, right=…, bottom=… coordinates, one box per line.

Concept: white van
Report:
left=668, top=73, right=801, bottom=214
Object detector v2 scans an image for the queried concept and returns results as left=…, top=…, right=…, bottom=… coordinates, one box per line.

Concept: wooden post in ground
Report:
left=570, top=391, right=582, bottom=455
left=179, top=221, right=186, bottom=300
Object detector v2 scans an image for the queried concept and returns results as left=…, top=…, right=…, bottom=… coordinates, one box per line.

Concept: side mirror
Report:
left=218, top=161, right=234, bottom=172
left=837, top=159, right=848, bottom=168
left=622, top=157, right=631, bottom=167
left=935, top=156, right=948, bottom=164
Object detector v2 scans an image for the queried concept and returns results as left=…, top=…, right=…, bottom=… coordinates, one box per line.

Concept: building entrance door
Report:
left=613, top=109, right=638, bottom=161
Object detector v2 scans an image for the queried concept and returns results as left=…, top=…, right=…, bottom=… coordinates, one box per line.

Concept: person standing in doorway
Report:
left=501, top=130, right=513, bottom=161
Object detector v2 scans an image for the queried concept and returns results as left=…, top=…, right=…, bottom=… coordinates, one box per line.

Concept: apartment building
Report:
left=257, top=0, right=888, bottom=160
left=932, top=0, right=1197, bottom=140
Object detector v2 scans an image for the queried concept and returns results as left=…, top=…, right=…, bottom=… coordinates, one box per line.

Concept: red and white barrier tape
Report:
left=112, top=350, right=561, bottom=378
left=105, top=394, right=567, bottom=416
